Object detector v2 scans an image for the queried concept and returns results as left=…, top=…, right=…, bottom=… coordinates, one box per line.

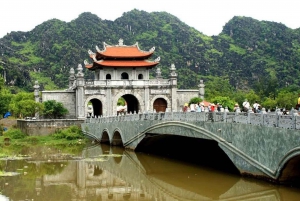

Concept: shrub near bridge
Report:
left=52, top=126, right=85, bottom=140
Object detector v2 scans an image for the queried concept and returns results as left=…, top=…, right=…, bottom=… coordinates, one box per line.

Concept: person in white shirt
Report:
left=190, top=103, right=195, bottom=112
left=253, top=101, right=260, bottom=113
left=242, top=99, right=250, bottom=112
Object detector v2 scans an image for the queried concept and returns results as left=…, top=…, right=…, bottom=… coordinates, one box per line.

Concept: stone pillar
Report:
left=198, top=80, right=205, bottom=100
left=76, top=64, right=85, bottom=119
left=156, top=67, right=162, bottom=79
left=34, top=81, right=40, bottom=103
left=95, top=69, right=100, bottom=80
left=144, top=85, right=150, bottom=112
left=106, top=88, right=112, bottom=116
left=68, top=68, right=75, bottom=88
left=34, top=81, right=40, bottom=119
left=169, top=64, right=177, bottom=111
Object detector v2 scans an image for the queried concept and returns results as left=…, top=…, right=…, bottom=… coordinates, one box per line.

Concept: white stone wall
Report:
left=42, top=91, right=76, bottom=118
left=177, top=90, right=199, bottom=109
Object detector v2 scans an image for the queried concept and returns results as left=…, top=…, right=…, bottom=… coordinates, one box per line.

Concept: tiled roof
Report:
left=98, top=46, right=153, bottom=58
left=85, top=60, right=159, bottom=69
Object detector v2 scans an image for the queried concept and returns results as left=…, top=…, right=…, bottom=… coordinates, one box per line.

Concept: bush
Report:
left=189, top=97, right=203, bottom=105
left=4, top=129, right=26, bottom=139
left=52, top=126, right=84, bottom=140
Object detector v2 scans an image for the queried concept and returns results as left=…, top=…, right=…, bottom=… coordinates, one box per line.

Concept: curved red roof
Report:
left=86, top=60, right=159, bottom=69
left=97, top=46, right=153, bottom=58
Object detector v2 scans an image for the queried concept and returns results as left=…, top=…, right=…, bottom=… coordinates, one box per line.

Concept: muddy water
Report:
left=0, top=144, right=300, bottom=201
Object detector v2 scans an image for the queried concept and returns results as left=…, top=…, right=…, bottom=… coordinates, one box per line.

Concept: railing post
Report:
left=292, top=111, right=296, bottom=129
left=247, top=110, right=251, bottom=124
left=276, top=112, right=279, bottom=127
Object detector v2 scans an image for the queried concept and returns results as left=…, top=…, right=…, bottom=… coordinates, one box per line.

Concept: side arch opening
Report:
left=278, top=155, right=300, bottom=186
left=87, top=98, right=103, bottom=117
left=112, top=131, right=123, bottom=146
left=153, top=98, right=167, bottom=112
left=101, top=131, right=110, bottom=144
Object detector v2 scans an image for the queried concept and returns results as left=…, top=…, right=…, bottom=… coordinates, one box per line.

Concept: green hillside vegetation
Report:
left=0, top=10, right=300, bottom=109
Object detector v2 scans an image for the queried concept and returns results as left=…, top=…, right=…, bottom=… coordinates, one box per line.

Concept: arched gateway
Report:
left=40, top=39, right=205, bottom=118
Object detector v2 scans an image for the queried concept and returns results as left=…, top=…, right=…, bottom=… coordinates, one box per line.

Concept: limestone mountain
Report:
left=0, top=10, right=299, bottom=92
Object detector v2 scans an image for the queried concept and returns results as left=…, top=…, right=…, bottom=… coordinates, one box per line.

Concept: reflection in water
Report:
left=0, top=144, right=300, bottom=200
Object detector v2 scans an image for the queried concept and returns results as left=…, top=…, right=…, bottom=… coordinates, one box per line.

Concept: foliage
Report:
left=117, top=97, right=126, bottom=106
left=261, top=98, right=277, bottom=111
left=0, top=88, right=13, bottom=118
left=42, top=100, right=68, bottom=119
left=245, top=90, right=261, bottom=105
left=189, top=97, right=202, bottom=105
left=275, top=90, right=297, bottom=109
left=3, top=128, right=26, bottom=139
left=8, top=92, right=43, bottom=118
left=203, top=76, right=235, bottom=101
left=210, top=96, right=236, bottom=111
left=52, top=125, right=84, bottom=140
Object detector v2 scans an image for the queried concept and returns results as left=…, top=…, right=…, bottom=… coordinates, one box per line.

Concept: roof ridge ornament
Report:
left=154, top=56, right=160, bottom=62
left=103, top=42, right=111, bottom=48
left=96, top=45, right=101, bottom=53
left=149, top=47, right=155, bottom=53
left=118, top=38, right=124, bottom=46
left=88, top=50, right=97, bottom=62
left=84, top=60, right=89, bottom=65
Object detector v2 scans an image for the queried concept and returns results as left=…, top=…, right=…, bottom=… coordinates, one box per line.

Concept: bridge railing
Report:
left=85, top=111, right=300, bottom=130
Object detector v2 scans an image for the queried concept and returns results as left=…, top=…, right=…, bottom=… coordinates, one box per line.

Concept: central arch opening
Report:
left=119, top=94, right=140, bottom=114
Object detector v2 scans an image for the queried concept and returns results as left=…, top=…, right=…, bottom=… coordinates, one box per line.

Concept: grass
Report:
left=0, top=126, right=89, bottom=156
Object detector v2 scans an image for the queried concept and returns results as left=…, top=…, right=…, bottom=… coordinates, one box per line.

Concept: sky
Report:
left=0, top=0, right=300, bottom=38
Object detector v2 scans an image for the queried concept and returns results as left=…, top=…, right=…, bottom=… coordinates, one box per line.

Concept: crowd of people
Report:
left=183, top=102, right=230, bottom=113
left=182, top=99, right=293, bottom=115
left=182, top=93, right=300, bottom=115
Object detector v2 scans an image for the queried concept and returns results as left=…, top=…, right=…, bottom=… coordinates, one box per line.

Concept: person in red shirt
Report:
left=210, top=103, right=215, bottom=112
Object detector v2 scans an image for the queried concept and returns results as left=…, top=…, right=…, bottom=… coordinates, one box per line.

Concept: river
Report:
left=0, top=144, right=300, bottom=201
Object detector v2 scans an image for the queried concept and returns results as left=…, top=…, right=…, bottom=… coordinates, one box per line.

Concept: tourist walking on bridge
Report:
left=242, top=99, right=250, bottom=112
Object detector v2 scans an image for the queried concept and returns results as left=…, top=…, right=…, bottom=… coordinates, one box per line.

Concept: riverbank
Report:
left=0, top=124, right=89, bottom=156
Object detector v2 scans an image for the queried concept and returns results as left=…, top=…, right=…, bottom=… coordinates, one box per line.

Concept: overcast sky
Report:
left=0, top=0, right=299, bottom=38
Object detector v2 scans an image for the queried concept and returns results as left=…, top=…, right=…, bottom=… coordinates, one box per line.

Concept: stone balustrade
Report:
left=85, top=111, right=300, bottom=130
left=85, top=79, right=170, bottom=87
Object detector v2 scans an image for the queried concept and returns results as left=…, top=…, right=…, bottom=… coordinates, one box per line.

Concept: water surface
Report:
left=0, top=144, right=300, bottom=201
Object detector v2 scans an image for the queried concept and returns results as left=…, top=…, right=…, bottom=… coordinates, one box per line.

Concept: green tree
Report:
left=189, top=97, right=202, bottom=105
left=275, top=91, right=296, bottom=109
left=261, top=98, right=277, bottom=111
left=9, top=92, right=43, bottom=118
left=117, top=97, right=126, bottom=106
left=0, top=77, right=13, bottom=116
left=210, top=96, right=236, bottom=111
left=204, top=76, right=235, bottom=101
left=42, top=100, right=68, bottom=119
left=245, top=90, right=260, bottom=106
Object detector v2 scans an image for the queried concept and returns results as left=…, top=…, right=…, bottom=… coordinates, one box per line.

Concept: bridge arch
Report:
left=150, top=95, right=171, bottom=112
left=113, top=92, right=144, bottom=114
left=101, top=129, right=110, bottom=144
left=128, top=121, right=279, bottom=178
left=277, top=147, right=300, bottom=184
left=85, top=95, right=105, bottom=117
left=111, top=128, right=124, bottom=146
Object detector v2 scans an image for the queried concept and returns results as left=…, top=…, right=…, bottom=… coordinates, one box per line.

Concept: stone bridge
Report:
left=81, top=111, right=300, bottom=183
